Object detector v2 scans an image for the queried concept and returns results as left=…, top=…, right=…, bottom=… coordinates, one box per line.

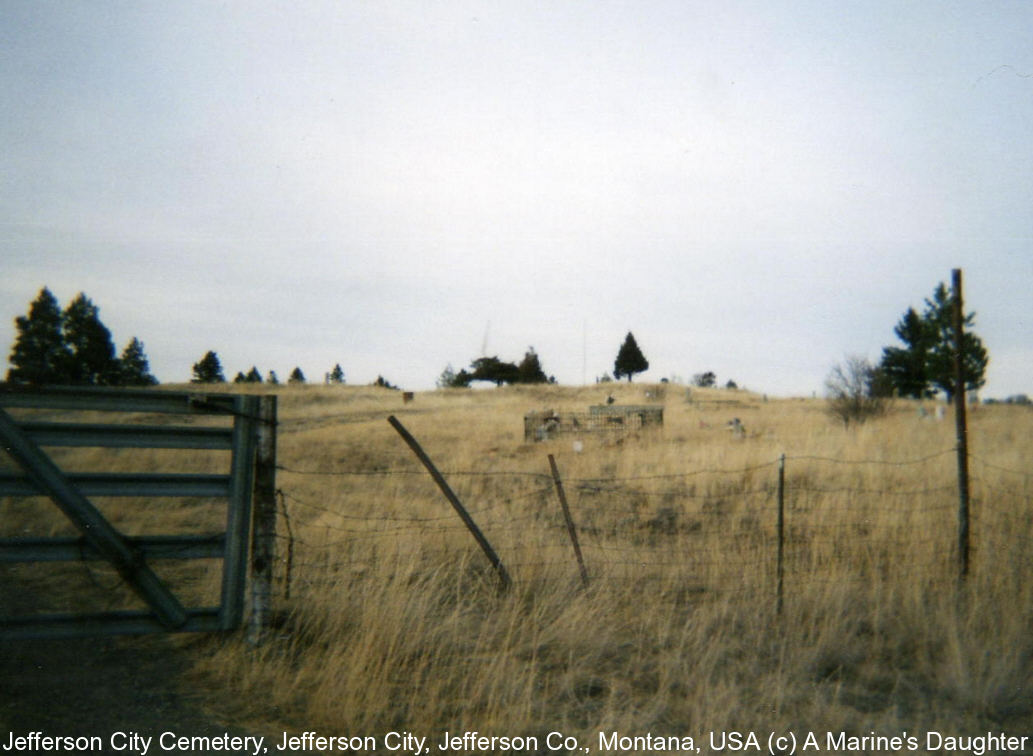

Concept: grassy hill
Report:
left=4, top=382, right=1032, bottom=741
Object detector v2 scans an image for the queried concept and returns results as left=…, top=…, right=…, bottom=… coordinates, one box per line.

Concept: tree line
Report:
left=5, top=287, right=157, bottom=386
left=5, top=289, right=655, bottom=391
left=189, top=354, right=396, bottom=387
left=437, top=333, right=651, bottom=388
left=189, top=351, right=333, bottom=386
left=6, top=280, right=990, bottom=407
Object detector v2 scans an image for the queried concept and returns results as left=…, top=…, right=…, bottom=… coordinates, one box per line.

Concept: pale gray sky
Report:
left=2, top=2, right=1031, bottom=396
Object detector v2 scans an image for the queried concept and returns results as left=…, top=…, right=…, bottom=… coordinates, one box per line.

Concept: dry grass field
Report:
left=3, top=381, right=1032, bottom=745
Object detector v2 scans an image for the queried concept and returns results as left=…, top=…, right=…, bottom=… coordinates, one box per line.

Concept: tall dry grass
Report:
left=3, top=382, right=1032, bottom=739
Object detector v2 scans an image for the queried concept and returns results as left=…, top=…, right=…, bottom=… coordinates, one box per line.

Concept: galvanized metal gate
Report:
left=0, top=386, right=267, bottom=639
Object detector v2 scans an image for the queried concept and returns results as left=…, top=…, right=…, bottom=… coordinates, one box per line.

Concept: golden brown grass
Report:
left=3, top=382, right=1032, bottom=739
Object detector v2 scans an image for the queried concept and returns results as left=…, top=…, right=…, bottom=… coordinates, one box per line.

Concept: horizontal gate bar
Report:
left=0, top=386, right=243, bottom=415
left=18, top=422, right=234, bottom=449
left=0, top=608, right=223, bottom=640
left=0, top=534, right=226, bottom=562
left=0, top=472, right=231, bottom=497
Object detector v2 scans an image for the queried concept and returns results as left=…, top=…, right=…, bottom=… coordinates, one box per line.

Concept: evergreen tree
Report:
left=233, top=371, right=247, bottom=383
left=192, top=351, right=226, bottom=383
left=517, top=348, right=548, bottom=384
left=470, top=356, right=519, bottom=386
left=692, top=371, right=717, bottom=388
left=327, top=364, right=345, bottom=384
left=438, top=363, right=472, bottom=388
left=922, top=282, right=988, bottom=399
left=288, top=366, right=306, bottom=384
left=245, top=366, right=263, bottom=383
left=437, top=363, right=456, bottom=388
left=267, top=370, right=279, bottom=385
left=119, top=337, right=159, bottom=386
left=437, top=363, right=467, bottom=388
left=878, top=283, right=988, bottom=399
left=879, top=307, right=935, bottom=399
left=614, top=332, right=649, bottom=382
left=6, top=287, right=71, bottom=385
left=62, top=293, right=121, bottom=385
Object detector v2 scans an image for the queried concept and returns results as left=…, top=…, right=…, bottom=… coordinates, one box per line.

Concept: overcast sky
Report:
left=2, top=2, right=1031, bottom=396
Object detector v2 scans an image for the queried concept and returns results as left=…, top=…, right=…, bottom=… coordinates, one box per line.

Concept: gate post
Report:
left=249, top=395, right=278, bottom=645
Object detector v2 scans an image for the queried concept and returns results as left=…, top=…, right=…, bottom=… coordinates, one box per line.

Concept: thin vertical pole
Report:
left=248, top=394, right=277, bottom=646
left=952, top=268, right=971, bottom=581
left=278, top=489, right=294, bottom=601
left=776, top=453, right=786, bottom=616
left=388, top=416, right=511, bottom=592
left=221, top=395, right=259, bottom=630
left=548, top=454, right=589, bottom=588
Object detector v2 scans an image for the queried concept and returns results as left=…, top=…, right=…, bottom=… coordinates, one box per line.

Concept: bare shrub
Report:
left=825, top=356, right=887, bottom=427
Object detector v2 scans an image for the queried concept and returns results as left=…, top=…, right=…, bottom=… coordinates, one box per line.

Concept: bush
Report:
left=825, top=356, right=887, bottom=427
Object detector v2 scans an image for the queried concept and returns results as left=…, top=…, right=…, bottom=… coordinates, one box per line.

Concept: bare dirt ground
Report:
left=0, top=581, right=268, bottom=755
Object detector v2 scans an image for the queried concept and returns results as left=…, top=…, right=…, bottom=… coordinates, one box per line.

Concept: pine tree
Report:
left=517, top=348, right=548, bottom=384
left=192, top=351, right=226, bottom=383
left=6, top=287, right=71, bottom=385
left=62, top=293, right=121, bottom=385
left=119, top=337, right=159, bottom=386
left=922, top=282, right=988, bottom=399
left=879, top=307, right=935, bottom=399
left=614, top=332, right=649, bottom=382
left=288, top=367, right=306, bottom=384
left=437, top=363, right=458, bottom=388
left=692, top=371, right=717, bottom=388
left=879, top=283, right=988, bottom=399
left=245, top=366, right=263, bottom=383
left=327, top=364, right=345, bottom=384
left=438, top=364, right=472, bottom=388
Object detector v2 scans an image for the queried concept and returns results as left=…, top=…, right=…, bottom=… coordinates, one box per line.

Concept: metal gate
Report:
left=0, top=386, right=267, bottom=639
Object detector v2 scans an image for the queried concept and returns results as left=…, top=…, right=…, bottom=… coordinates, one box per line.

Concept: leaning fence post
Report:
left=776, top=453, right=786, bottom=616
left=388, top=416, right=511, bottom=592
left=248, top=394, right=277, bottom=646
left=548, top=454, right=589, bottom=588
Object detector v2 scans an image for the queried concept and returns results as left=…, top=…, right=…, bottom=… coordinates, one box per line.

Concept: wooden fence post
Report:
left=388, top=416, right=511, bottom=592
left=248, top=394, right=277, bottom=646
left=776, top=453, right=786, bottom=616
left=547, top=454, right=588, bottom=588
left=952, top=268, right=971, bottom=582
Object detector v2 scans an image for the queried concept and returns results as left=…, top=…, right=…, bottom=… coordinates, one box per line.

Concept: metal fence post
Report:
left=249, top=394, right=277, bottom=646
left=220, top=395, right=260, bottom=630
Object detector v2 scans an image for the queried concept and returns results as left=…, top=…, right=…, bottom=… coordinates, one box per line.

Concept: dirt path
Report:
left=0, top=569, right=269, bottom=756
left=0, top=632, right=269, bottom=755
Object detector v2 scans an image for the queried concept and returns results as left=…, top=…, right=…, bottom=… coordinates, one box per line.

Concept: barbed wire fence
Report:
left=260, top=420, right=1033, bottom=619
